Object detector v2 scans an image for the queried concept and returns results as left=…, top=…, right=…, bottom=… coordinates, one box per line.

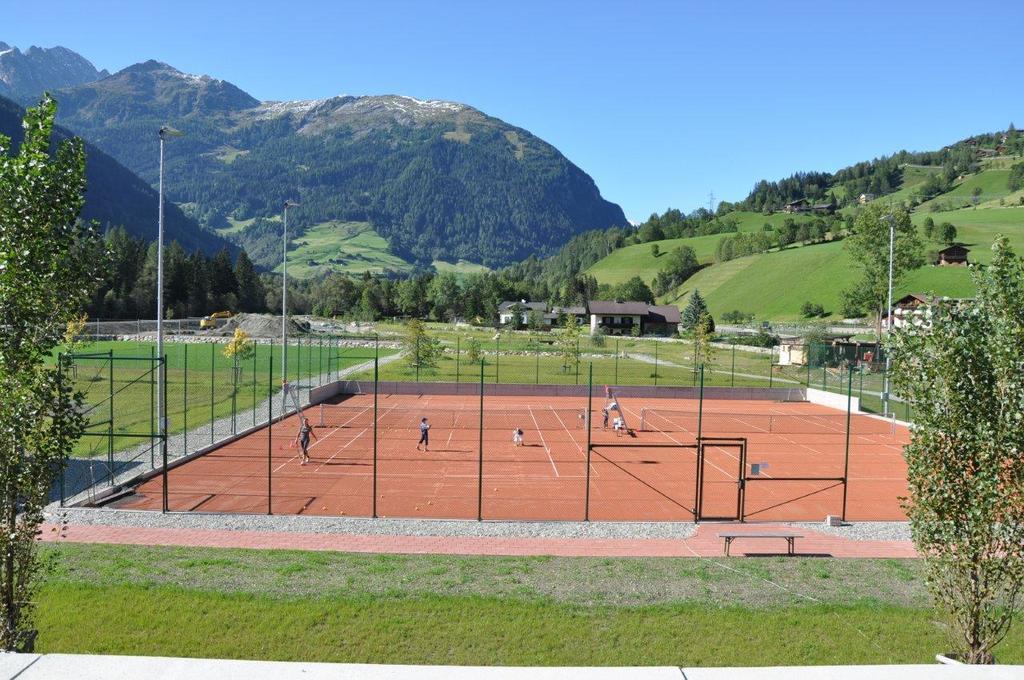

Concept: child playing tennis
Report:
left=416, top=417, right=430, bottom=452
left=294, top=417, right=317, bottom=465
left=512, top=427, right=524, bottom=446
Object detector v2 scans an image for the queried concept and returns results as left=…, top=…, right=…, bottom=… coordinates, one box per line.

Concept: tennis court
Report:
left=108, top=387, right=910, bottom=522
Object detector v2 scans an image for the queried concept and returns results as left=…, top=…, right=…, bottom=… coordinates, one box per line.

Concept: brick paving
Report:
left=39, top=522, right=918, bottom=558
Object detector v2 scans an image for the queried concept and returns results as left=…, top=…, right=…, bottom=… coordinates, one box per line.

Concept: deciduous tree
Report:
left=0, top=96, right=102, bottom=651
left=841, top=204, right=922, bottom=330
left=888, top=237, right=1024, bottom=664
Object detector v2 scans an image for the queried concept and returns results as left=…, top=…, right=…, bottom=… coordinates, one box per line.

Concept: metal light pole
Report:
left=282, top=200, right=299, bottom=401
left=883, top=213, right=895, bottom=417
left=157, top=125, right=182, bottom=451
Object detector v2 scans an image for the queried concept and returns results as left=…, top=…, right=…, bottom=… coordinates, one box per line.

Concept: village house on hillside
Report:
left=497, top=300, right=680, bottom=335
left=498, top=300, right=547, bottom=326
left=935, top=244, right=970, bottom=266
left=587, top=301, right=680, bottom=336
left=884, top=293, right=972, bottom=330
left=782, top=198, right=810, bottom=214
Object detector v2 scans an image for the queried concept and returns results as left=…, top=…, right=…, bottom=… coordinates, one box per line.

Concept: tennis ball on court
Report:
left=415, top=506, right=420, bottom=510
left=426, top=501, right=432, bottom=505
left=493, top=487, right=498, bottom=492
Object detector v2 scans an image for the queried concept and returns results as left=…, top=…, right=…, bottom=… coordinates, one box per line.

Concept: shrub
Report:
left=801, top=301, right=826, bottom=318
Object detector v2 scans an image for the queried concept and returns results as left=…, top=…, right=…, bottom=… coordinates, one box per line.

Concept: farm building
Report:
left=936, top=244, right=970, bottom=266
left=782, top=198, right=810, bottom=214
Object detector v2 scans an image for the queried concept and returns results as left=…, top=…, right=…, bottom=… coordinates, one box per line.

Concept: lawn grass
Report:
left=33, top=544, right=1024, bottom=665
left=272, top=221, right=414, bottom=278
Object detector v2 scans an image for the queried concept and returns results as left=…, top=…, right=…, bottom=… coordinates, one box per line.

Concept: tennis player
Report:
left=416, top=417, right=431, bottom=452
left=295, top=417, right=318, bottom=465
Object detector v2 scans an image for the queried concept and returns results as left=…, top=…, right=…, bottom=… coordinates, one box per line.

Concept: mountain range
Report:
left=0, top=41, right=108, bottom=103
left=0, top=92, right=232, bottom=255
left=2, top=41, right=627, bottom=271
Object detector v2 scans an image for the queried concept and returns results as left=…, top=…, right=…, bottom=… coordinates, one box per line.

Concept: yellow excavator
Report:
left=200, top=310, right=233, bottom=330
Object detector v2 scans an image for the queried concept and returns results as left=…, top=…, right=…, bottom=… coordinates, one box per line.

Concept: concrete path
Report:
left=39, top=521, right=918, bottom=558
left=1, top=654, right=1019, bottom=679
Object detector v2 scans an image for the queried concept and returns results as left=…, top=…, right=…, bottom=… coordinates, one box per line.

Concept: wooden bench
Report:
left=718, top=532, right=803, bottom=556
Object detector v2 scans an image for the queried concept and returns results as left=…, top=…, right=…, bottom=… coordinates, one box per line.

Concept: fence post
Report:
left=822, top=365, right=827, bottom=391
left=161, top=356, right=169, bottom=513
left=231, top=356, right=237, bottom=437
left=584, top=363, right=593, bottom=521
left=694, top=364, right=705, bottom=521
left=58, top=353, right=66, bottom=507
left=731, top=344, right=736, bottom=387
left=477, top=359, right=484, bottom=521
left=768, top=351, right=773, bottom=388
left=108, top=349, right=114, bottom=487
left=806, top=359, right=811, bottom=386
left=252, top=343, right=257, bottom=428
left=150, top=345, right=155, bottom=468
left=267, top=355, right=273, bottom=515
left=210, top=342, right=215, bottom=446
left=495, top=335, right=500, bottom=385
left=654, top=341, right=658, bottom=386
left=841, top=363, right=853, bottom=521
left=859, top=364, right=864, bottom=401
left=415, top=335, right=420, bottom=383
left=184, top=346, right=188, bottom=456
left=455, top=336, right=460, bottom=383
left=575, top=338, right=580, bottom=385
left=372, top=353, right=379, bottom=518
left=319, top=338, right=323, bottom=386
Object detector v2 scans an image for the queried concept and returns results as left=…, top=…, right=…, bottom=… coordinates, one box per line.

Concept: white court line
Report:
left=548, top=406, right=598, bottom=477
left=619, top=404, right=737, bottom=480
left=312, top=426, right=371, bottom=472
left=312, top=400, right=407, bottom=471
left=528, top=405, right=559, bottom=477
left=272, top=405, right=374, bottom=472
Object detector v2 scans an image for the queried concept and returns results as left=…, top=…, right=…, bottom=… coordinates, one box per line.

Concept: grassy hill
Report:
left=587, top=211, right=820, bottom=287
left=271, top=221, right=414, bottom=278
left=588, top=162, right=1024, bottom=321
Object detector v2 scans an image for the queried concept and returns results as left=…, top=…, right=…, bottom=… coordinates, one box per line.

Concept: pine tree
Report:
left=234, top=250, right=264, bottom=312
left=682, top=290, right=713, bottom=332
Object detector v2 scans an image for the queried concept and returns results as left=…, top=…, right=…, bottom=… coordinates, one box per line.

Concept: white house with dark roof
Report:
left=587, top=301, right=681, bottom=336
left=498, top=300, right=548, bottom=326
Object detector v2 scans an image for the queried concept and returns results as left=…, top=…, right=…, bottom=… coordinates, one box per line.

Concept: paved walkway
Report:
left=39, top=522, right=918, bottom=558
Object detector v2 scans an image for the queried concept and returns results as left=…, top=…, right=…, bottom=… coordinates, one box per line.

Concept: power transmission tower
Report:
left=708, top=191, right=716, bottom=214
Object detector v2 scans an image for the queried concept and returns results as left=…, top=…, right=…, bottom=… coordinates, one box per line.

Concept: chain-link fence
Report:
left=104, top=360, right=907, bottom=522
left=377, top=333, right=911, bottom=422
left=58, top=335, right=391, bottom=506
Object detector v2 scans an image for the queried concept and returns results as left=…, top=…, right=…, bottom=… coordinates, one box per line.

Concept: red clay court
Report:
left=110, top=391, right=910, bottom=522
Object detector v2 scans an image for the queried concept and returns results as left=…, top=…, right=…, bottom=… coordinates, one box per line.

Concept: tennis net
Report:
left=639, top=408, right=894, bottom=435
left=317, top=404, right=588, bottom=431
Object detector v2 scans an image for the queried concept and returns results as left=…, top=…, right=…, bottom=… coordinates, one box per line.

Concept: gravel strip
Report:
left=44, top=507, right=699, bottom=540
left=42, top=507, right=911, bottom=543
left=786, top=521, right=912, bottom=541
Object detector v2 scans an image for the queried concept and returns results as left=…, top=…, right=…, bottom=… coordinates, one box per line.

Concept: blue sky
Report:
left=6, top=0, right=1023, bottom=221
